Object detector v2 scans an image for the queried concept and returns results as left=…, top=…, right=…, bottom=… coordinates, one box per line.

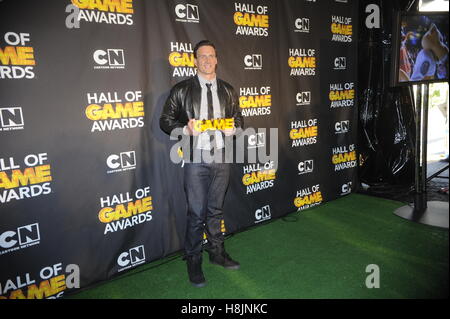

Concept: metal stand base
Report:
left=394, top=201, right=449, bottom=229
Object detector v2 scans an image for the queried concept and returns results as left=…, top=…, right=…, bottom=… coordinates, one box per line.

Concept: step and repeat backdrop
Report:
left=0, top=0, right=358, bottom=298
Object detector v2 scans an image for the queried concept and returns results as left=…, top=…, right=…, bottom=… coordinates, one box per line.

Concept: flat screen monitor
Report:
left=391, top=11, right=449, bottom=86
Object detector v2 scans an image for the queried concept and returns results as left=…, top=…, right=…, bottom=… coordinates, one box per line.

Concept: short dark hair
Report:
left=193, top=40, right=217, bottom=58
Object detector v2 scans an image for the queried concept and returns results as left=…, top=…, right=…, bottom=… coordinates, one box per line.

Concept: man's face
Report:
left=194, top=45, right=217, bottom=77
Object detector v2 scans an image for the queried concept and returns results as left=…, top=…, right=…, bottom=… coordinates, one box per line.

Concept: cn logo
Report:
left=295, top=18, right=310, bottom=33
left=0, top=107, right=24, bottom=131
left=106, top=151, right=136, bottom=173
left=93, top=49, right=125, bottom=68
left=298, top=160, right=314, bottom=175
left=175, top=4, right=199, bottom=22
left=335, top=120, right=350, bottom=134
left=244, top=54, right=263, bottom=70
left=117, top=245, right=146, bottom=268
left=341, top=182, right=352, bottom=195
left=296, top=91, right=311, bottom=106
left=248, top=132, right=265, bottom=149
left=0, top=223, right=40, bottom=252
left=255, top=205, right=271, bottom=223
left=334, top=57, right=346, bottom=70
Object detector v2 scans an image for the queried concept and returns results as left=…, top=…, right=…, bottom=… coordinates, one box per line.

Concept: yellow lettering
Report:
left=72, top=0, right=133, bottom=13
left=98, top=197, right=153, bottom=223
left=331, top=23, right=352, bottom=35
left=0, top=46, right=35, bottom=66
left=50, top=275, right=66, bottom=295
left=85, top=102, right=144, bottom=120
left=225, top=118, right=234, bottom=129
left=26, top=280, right=52, bottom=299
left=329, top=90, right=355, bottom=101
left=332, top=151, right=357, bottom=164
left=242, top=170, right=276, bottom=186
left=294, top=192, right=322, bottom=207
left=8, top=289, right=26, bottom=299
left=213, top=119, right=225, bottom=130
left=85, top=104, right=102, bottom=120
left=169, top=52, right=194, bottom=67
left=288, top=56, right=316, bottom=68
left=240, top=95, right=271, bottom=108
left=289, top=127, right=318, bottom=140
left=26, top=275, right=66, bottom=299
left=0, top=165, right=52, bottom=189
left=234, top=12, right=269, bottom=27
left=98, top=207, right=114, bottom=223
left=193, top=118, right=234, bottom=132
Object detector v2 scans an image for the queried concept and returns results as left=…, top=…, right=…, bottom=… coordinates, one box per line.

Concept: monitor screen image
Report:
left=393, top=12, right=449, bottom=86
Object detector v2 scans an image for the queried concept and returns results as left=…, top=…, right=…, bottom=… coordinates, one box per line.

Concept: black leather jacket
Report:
left=160, top=75, right=244, bottom=160
left=160, top=75, right=243, bottom=135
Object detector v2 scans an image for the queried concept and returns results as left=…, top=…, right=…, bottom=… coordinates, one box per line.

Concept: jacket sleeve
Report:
left=160, top=86, right=186, bottom=136
left=230, top=86, right=244, bottom=131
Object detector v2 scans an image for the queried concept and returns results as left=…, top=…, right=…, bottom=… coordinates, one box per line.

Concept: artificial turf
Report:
left=67, top=193, right=448, bottom=299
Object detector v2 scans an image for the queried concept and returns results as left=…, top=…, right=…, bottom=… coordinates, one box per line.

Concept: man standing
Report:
left=160, top=40, right=244, bottom=287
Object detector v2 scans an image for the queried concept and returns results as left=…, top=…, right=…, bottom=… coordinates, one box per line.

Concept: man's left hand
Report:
left=222, top=126, right=236, bottom=136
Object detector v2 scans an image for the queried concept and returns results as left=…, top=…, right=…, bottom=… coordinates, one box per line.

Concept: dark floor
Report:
left=427, top=160, right=449, bottom=202
left=358, top=160, right=449, bottom=204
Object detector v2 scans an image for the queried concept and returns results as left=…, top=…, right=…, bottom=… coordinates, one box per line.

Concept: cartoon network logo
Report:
left=298, top=159, right=313, bottom=175
left=335, top=120, right=349, bottom=134
left=248, top=132, right=265, bottom=149
left=175, top=3, right=199, bottom=23
left=244, top=54, right=262, bottom=70
left=296, top=91, right=311, bottom=106
left=106, top=151, right=136, bottom=174
left=333, top=57, right=346, bottom=70
left=0, top=223, right=40, bottom=255
left=0, top=107, right=24, bottom=131
left=294, top=18, right=310, bottom=33
left=341, top=181, right=352, bottom=195
left=255, top=205, right=271, bottom=224
left=117, top=245, right=146, bottom=272
left=93, top=49, right=125, bottom=69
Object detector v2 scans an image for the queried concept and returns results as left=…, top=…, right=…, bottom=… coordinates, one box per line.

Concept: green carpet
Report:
left=67, top=194, right=448, bottom=299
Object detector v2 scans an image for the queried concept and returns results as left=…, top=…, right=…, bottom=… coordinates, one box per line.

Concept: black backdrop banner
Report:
left=0, top=0, right=358, bottom=298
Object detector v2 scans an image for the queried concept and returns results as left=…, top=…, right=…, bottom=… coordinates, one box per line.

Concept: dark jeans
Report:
left=183, top=159, right=230, bottom=257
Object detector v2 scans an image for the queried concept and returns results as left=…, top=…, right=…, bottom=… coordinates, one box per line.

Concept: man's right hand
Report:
left=186, top=119, right=200, bottom=136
